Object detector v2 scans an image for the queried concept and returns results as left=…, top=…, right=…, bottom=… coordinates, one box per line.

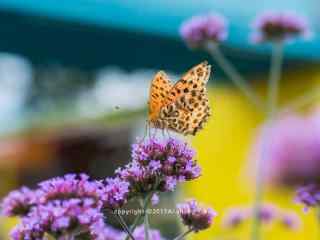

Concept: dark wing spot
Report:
left=183, top=88, right=189, bottom=93
left=193, top=84, right=198, bottom=88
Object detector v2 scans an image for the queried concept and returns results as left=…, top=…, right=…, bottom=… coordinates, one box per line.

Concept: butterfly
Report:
left=148, top=61, right=211, bottom=136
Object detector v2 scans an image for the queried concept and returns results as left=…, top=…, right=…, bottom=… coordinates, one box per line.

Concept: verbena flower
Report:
left=10, top=198, right=114, bottom=240
left=1, top=186, right=36, bottom=217
left=177, top=199, right=217, bottom=232
left=116, top=137, right=201, bottom=196
left=129, top=225, right=165, bottom=240
left=180, top=14, right=228, bottom=48
left=37, top=173, right=103, bottom=206
left=257, top=204, right=277, bottom=224
left=151, top=193, right=160, bottom=206
left=280, top=211, right=301, bottom=230
left=101, top=177, right=130, bottom=209
left=295, top=184, right=320, bottom=210
left=251, top=11, right=311, bottom=43
left=252, top=113, right=320, bottom=187
left=222, top=207, right=248, bottom=228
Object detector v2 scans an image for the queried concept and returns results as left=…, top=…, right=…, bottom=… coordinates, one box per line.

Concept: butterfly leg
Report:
left=142, top=120, right=149, bottom=141
left=165, top=128, right=171, bottom=138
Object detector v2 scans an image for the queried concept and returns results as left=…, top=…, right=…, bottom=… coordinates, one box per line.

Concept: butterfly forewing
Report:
left=148, top=71, right=173, bottom=121
left=164, top=61, right=211, bottom=106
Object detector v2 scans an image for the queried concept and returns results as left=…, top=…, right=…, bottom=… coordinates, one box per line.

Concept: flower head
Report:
left=117, top=137, right=200, bottom=196
left=37, top=173, right=103, bottom=205
left=295, top=184, right=320, bottom=210
left=10, top=198, right=112, bottom=240
left=280, top=211, right=301, bottom=230
left=1, top=187, right=35, bottom=217
left=251, top=11, right=311, bottom=43
left=177, top=199, right=216, bottom=232
left=130, top=225, right=165, bottom=240
left=101, top=177, right=130, bottom=209
left=222, top=207, right=248, bottom=228
left=257, top=204, right=278, bottom=224
left=252, top=112, right=320, bottom=187
left=180, top=14, right=228, bottom=48
left=151, top=193, right=160, bottom=206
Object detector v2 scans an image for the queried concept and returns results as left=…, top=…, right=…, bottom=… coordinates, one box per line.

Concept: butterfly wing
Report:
left=164, top=61, right=211, bottom=106
left=161, top=90, right=211, bottom=135
left=148, top=71, right=173, bottom=121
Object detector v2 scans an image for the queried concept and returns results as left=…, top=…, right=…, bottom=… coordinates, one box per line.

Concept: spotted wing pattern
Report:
left=163, top=61, right=211, bottom=106
left=148, top=61, right=212, bottom=136
left=160, top=90, right=211, bottom=135
left=148, top=71, right=173, bottom=121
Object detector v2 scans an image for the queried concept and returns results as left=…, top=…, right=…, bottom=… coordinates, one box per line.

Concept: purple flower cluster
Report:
left=37, top=174, right=103, bottom=205
left=222, top=207, right=249, bottom=228
left=180, top=14, right=228, bottom=48
left=252, top=112, right=320, bottom=187
left=11, top=199, right=112, bottom=240
left=280, top=211, right=301, bottom=230
left=295, top=184, right=320, bottom=210
left=257, top=204, right=277, bottom=224
left=251, top=11, right=311, bottom=43
left=1, top=174, right=120, bottom=240
left=222, top=204, right=300, bottom=230
left=1, top=186, right=36, bottom=217
left=116, top=137, right=201, bottom=196
left=101, top=177, right=130, bottom=209
left=177, top=199, right=216, bottom=232
left=1, top=137, right=212, bottom=239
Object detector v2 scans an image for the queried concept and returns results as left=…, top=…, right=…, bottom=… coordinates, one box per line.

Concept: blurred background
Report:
left=0, top=0, right=320, bottom=239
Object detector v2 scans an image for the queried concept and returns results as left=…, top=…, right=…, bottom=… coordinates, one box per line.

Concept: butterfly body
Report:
left=148, top=61, right=211, bottom=136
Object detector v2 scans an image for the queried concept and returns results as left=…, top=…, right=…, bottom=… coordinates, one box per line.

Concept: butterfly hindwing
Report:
left=160, top=90, right=211, bottom=135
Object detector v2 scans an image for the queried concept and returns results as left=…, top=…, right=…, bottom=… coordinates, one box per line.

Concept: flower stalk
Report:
left=206, top=42, right=264, bottom=110
left=173, top=228, right=193, bottom=240
left=268, top=41, right=284, bottom=116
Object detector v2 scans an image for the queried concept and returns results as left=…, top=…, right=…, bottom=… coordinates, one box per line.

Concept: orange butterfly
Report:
left=148, top=61, right=211, bottom=136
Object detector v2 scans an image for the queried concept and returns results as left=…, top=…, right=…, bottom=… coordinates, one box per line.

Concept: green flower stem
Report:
left=251, top=41, right=284, bottom=240
left=116, top=212, right=135, bottom=240
left=144, top=208, right=150, bottom=240
left=125, top=193, right=154, bottom=240
left=206, top=42, right=265, bottom=110
left=173, top=228, right=193, bottom=240
left=267, top=41, right=284, bottom=116
left=142, top=194, right=153, bottom=240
